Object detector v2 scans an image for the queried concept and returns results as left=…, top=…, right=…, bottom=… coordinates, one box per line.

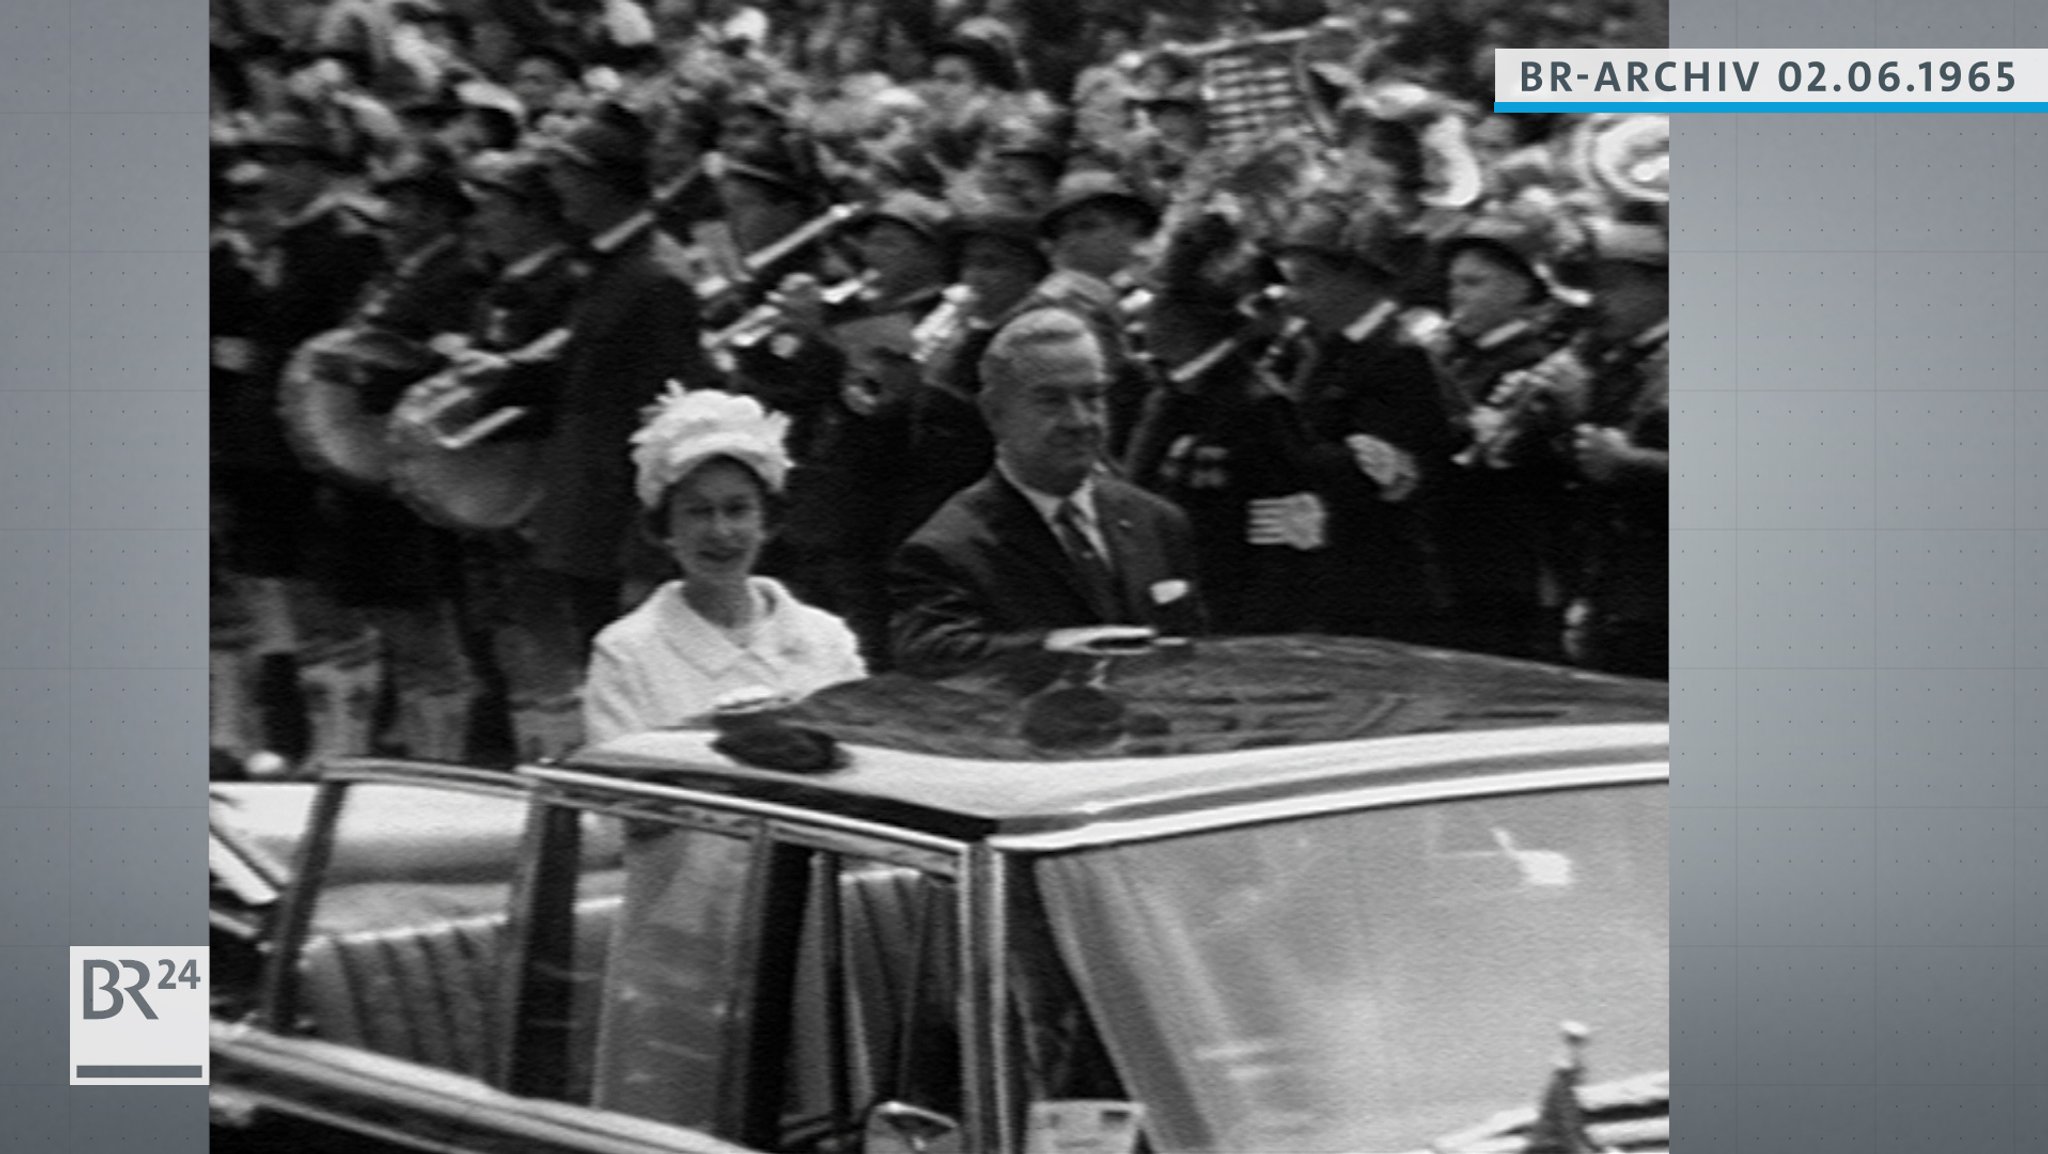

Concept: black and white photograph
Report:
left=206, top=0, right=1671, bottom=1149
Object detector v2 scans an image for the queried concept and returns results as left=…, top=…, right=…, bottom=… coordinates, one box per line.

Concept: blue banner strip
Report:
left=1495, top=101, right=2048, bottom=113
left=76, top=1065, right=204, bottom=1078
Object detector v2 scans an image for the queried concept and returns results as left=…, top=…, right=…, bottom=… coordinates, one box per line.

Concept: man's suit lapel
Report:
left=1096, top=483, right=1159, bottom=625
left=979, top=474, right=1111, bottom=622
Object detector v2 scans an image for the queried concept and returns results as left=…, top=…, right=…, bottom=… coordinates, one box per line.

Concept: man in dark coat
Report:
left=735, top=191, right=955, bottom=667
left=520, top=101, right=722, bottom=648
left=891, top=310, right=1207, bottom=676
left=313, top=154, right=489, bottom=614
left=1264, top=200, right=1457, bottom=642
left=1426, top=214, right=1583, bottom=661
left=1554, top=218, right=1669, bottom=679
left=214, top=111, right=388, bottom=766
left=442, top=147, right=588, bottom=763
left=217, top=111, right=388, bottom=583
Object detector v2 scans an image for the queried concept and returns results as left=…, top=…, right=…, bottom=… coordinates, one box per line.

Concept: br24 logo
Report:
left=82, top=958, right=202, bottom=1020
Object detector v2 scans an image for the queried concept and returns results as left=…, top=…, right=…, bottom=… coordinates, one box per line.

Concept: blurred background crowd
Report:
left=209, top=0, right=1671, bottom=774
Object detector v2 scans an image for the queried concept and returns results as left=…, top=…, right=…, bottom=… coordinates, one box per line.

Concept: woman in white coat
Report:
left=581, top=384, right=866, bottom=745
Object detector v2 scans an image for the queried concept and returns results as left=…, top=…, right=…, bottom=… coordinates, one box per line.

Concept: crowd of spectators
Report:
left=209, top=0, right=1670, bottom=773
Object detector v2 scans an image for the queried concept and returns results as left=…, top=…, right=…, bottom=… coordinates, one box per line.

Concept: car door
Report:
left=746, top=822, right=978, bottom=1154
left=213, top=761, right=753, bottom=1154
left=513, top=769, right=984, bottom=1154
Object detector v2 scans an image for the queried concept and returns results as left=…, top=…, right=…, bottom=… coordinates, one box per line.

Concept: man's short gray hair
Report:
left=978, top=308, right=1104, bottom=402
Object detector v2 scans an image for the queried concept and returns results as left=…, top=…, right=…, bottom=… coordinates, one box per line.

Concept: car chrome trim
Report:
left=567, top=723, right=1667, bottom=839
left=546, top=791, right=761, bottom=840
left=764, top=820, right=959, bottom=877
left=526, top=765, right=972, bottom=857
left=963, top=842, right=1000, bottom=1154
left=318, top=757, right=535, bottom=792
left=987, top=761, right=1670, bottom=853
left=257, top=772, right=533, bottom=1037
left=213, top=1024, right=755, bottom=1153
left=982, top=846, right=1015, bottom=1154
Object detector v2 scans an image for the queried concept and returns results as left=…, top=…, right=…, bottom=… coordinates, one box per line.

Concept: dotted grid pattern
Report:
left=0, top=0, right=207, bottom=1147
left=1674, top=0, right=2048, bottom=1149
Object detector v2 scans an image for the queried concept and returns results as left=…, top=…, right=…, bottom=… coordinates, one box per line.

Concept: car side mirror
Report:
left=864, top=1100, right=963, bottom=1154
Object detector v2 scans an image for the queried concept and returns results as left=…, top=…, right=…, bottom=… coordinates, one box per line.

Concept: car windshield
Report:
left=1031, top=782, right=1667, bottom=1153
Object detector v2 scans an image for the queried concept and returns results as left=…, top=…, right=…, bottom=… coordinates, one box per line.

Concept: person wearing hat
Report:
left=1039, top=168, right=1159, bottom=286
left=1127, top=73, right=1207, bottom=194
left=1129, top=75, right=1206, bottom=152
left=355, top=151, right=490, bottom=342
left=1552, top=216, right=1668, bottom=679
left=716, top=83, right=796, bottom=168
left=215, top=109, right=391, bottom=769
left=583, top=385, right=866, bottom=743
left=715, top=149, right=826, bottom=271
left=356, top=147, right=587, bottom=765
left=930, top=32, right=1022, bottom=97
left=514, top=101, right=722, bottom=655
left=294, top=148, right=490, bottom=762
left=459, top=149, right=584, bottom=363
left=1260, top=197, right=1456, bottom=642
left=742, top=190, right=955, bottom=430
left=435, top=80, right=527, bottom=156
left=1427, top=213, right=1586, bottom=662
left=1034, top=168, right=1161, bottom=460
left=729, top=191, right=956, bottom=665
left=979, top=116, right=1066, bottom=214
left=869, top=207, right=1053, bottom=555
left=509, top=44, right=580, bottom=127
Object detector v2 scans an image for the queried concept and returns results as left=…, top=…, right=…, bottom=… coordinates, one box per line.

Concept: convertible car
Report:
left=209, top=636, right=1669, bottom=1154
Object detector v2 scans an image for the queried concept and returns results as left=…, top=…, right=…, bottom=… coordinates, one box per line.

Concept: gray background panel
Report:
left=0, top=0, right=210, bottom=1144
left=1674, top=0, right=2036, bottom=1149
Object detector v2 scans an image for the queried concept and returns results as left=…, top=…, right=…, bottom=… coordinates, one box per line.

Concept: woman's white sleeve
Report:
left=582, top=641, right=645, bottom=746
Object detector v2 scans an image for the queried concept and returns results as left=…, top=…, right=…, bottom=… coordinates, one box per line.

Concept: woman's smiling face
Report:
left=662, top=458, right=768, bottom=581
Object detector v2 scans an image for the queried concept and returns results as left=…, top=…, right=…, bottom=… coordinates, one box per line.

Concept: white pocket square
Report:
left=1150, top=579, right=1191, bottom=606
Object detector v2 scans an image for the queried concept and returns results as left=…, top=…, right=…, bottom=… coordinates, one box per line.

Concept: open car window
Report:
left=776, top=848, right=963, bottom=1151
left=512, top=804, right=756, bottom=1136
left=286, top=780, right=531, bottom=1081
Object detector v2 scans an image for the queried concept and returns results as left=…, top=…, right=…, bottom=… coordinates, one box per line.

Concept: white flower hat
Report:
left=630, top=382, right=794, bottom=509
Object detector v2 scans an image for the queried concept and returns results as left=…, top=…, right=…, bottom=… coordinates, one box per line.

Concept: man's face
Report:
left=1447, top=249, right=1541, bottom=336
left=985, top=334, right=1110, bottom=495
left=960, top=237, right=1043, bottom=318
left=1049, top=204, right=1146, bottom=280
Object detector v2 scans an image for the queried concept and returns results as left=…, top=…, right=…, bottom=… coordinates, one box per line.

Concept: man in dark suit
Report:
left=891, top=309, right=1206, bottom=676
left=521, top=101, right=721, bottom=647
left=1263, top=199, right=1457, bottom=642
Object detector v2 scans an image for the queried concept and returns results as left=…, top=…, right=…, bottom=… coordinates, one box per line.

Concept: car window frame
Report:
left=227, top=759, right=769, bottom=1154
left=258, top=761, right=537, bottom=1046
left=525, top=765, right=989, bottom=1151
left=504, top=788, right=775, bottom=1130
left=989, top=761, right=1670, bottom=1153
